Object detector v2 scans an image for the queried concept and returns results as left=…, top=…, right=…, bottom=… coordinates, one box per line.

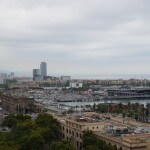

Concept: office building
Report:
left=0, top=78, right=6, bottom=84
left=10, top=72, right=14, bottom=77
left=40, top=62, right=47, bottom=77
left=33, top=69, right=41, bottom=81
left=61, top=76, right=71, bottom=81
left=10, top=72, right=14, bottom=78
left=1, top=73, right=7, bottom=78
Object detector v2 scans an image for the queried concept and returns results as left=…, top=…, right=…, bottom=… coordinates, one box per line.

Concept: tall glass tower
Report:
left=40, top=62, right=47, bottom=77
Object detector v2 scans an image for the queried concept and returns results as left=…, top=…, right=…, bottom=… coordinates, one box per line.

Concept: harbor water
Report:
left=58, top=99, right=150, bottom=109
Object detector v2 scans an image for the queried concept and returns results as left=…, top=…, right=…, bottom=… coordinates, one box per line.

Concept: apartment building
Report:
left=58, top=116, right=110, bottom=150
left=95, top=132, right=150, bottom=150
left=56, top=113, right=150, bottom=150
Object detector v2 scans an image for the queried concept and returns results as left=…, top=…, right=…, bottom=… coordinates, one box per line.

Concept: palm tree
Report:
left=134, top=113, right=139, bottom=121
left=122, top=112, right=126, bottom=124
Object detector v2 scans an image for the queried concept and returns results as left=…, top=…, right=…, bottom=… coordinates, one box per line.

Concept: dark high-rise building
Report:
left=33, top=69, right=41, bottom=81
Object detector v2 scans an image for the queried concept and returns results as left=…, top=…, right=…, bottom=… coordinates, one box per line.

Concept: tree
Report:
left=118, top=103, right=123, bottom=109
left=134, top=113, right=139, bottom=121
left=122, top=112, right=126, bottom=124
left=67, top=108, right=74, bottom=115
left=50, top=141, right=75, bottom=150
left=1, top=115, right=18, bottom=128
left=83, top=145, right=99, bottom=150
left=127, top=102, right=131, bottom=108
left=0, top=144, right=18, bottom=150
left=15, top=114, right=31, bottom=122
left=32, top=127, right=57, bottom=148
left=82, top=131, right=98, bottom=148
left=0, top=132, right=18, bottom=150
left=35, top=113, right=60, bottom=142
left=93, top=103, right=96, bottom=111
left=96, top=104, right=108, bottom=113
left=20, top=131, right=44, bottom=150
left=1, top=114, right=31, bottom=129
left=82, top=131, right=117, bottom=150
left=0, top=113, right=61, bottom=150
left=35, top=113, right=58, bottom=128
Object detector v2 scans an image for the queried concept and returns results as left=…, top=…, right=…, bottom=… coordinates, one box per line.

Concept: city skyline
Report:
left=2, top=61, right=150, bottom=80
left=2, top=61, right=150, bottom=79
left=0, top=0, right=150, bottom=76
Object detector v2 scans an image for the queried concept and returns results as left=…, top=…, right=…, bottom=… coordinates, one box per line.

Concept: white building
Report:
left=0, top=78, right=6, bottom=84
left=70, top=82, right=83, bottom=88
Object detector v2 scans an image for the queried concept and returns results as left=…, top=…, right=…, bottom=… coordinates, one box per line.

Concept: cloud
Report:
left=0, top=0, right=150, bottom=76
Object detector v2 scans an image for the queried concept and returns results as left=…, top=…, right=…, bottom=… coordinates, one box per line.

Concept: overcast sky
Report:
left=0, top=0, right=150, bottom=76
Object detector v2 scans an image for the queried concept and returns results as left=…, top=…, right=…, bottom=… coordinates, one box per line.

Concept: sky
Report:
left=0, top=0, right=150, bottom=77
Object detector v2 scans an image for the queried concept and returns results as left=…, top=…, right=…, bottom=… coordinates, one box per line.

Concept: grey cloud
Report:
left=0, top=0, right=150, bottom=76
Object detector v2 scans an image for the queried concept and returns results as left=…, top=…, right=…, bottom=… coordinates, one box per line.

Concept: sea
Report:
left=71, top=74, right=150, bottom=80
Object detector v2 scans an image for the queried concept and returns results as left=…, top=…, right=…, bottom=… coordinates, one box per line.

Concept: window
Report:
left=77, top=141, right=79, bottom=147
left=72, top=131, right=74, bottom=136
left=97, top=126, right=98, bottom=129
left=92, top=127, right=95, bottom=129
left=76, top=132, right=78, bottom=137
left=80, top=143, right=82, bottom=150
left=66, top=129, right=68, bottom=133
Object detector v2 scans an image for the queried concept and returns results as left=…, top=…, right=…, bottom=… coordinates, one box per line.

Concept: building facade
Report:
left=8, top=83, right=39, bottom=89
left=0, top=95, right=36, bottom=114
left=56, top=115, right=150, bottom=150
left=58, top=116, right=108, bottom=150
left=40, top=62, right=47, bottom=77
left=33, top=69, right=41, bottom=81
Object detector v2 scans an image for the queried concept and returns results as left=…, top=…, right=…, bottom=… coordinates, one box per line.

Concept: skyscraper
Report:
left=33, top=69, right=41, bottom=81
left=10, top=72, right=14, bottom=78
left=40, top=62, right=47, bottom=77
left=33, top=69, right=40, bottom=77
